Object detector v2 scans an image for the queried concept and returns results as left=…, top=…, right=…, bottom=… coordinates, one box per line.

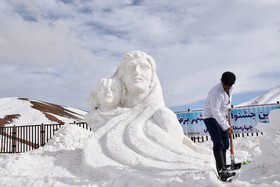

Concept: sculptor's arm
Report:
left=152, top=107, right=184, bottom=142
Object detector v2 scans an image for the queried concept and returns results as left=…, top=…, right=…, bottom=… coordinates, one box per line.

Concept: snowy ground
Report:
left=0, top=109, right=279, bottom=187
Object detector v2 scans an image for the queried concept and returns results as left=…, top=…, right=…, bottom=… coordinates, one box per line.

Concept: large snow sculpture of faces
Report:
left=83, top=51, right=211, bottom=178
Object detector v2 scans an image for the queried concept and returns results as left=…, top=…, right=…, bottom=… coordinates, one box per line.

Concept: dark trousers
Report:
left=203, top=118, right=229, bottom=152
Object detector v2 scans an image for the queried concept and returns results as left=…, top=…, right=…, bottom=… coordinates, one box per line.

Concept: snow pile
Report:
left=0, top=110, right=280, bottom=186
left=43, top=124, right=93, bottom=151
left=0, top=125, right=93, bottom=186
left=237, top=109, right=280, bottom=186
left=256, top=109, right=280, bottom=164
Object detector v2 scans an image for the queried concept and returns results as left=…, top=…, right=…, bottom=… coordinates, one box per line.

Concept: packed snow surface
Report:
left=0, top=109, right=279, bottom=186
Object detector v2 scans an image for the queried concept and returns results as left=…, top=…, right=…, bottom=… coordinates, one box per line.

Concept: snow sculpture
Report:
left=83, top=51, right=211, bottom=179
left=84, top=78, right=128, bottom=131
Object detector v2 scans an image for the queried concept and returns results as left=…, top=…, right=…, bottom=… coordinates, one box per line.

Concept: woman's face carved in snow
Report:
left=123, top=57, right=153, bottom=94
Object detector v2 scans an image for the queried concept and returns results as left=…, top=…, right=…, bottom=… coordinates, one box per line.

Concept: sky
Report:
left=0, top=0, right=280, bottom=111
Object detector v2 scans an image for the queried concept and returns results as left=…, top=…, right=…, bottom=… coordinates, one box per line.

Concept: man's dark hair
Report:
left=221, top=71, right=236, bottom=86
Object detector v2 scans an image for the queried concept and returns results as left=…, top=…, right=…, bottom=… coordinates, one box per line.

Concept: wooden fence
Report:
left=0, top=123, right=66, bottom=153
left=0, top=122, right=88, bottom=153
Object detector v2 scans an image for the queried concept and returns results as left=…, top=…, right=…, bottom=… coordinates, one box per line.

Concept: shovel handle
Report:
left=228, top=109, right=234, bottom=155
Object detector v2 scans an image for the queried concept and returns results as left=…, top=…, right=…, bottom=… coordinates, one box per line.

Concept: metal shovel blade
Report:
left=227, top=163, right=241, bottom=170
left=230, top=154, right=242, bottom=170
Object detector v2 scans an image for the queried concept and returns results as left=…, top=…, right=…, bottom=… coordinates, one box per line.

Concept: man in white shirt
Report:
left=203, top=71, right=236, bottom=182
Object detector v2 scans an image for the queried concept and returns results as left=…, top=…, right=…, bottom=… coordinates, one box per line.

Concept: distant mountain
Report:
left=238, top=85, right=280, bottom=106
left=0, top=97, right=87, bottom=127
left=170, top=84, right=280, bottom=112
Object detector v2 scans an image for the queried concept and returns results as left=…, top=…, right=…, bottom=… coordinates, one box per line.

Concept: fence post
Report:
left=0, top=128, right=3, bottom=153
left=41, top=123, right=45, bottom=146
left=12, top=125, right=17, bottom=153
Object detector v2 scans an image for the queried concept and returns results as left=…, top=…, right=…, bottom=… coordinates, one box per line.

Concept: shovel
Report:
left=227, top=109, right=242, bottom=170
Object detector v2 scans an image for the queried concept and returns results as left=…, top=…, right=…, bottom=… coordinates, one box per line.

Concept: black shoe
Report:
left=219, top=169, right=236, bottom=182
left=214, top=151, right=236, bottom=182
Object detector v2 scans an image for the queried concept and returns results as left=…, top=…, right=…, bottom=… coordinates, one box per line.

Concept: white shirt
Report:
left=203, top=82, right=233, bottom=131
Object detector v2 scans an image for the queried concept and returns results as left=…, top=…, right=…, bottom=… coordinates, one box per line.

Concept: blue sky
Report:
left=0, top=0, right=279, bottom=111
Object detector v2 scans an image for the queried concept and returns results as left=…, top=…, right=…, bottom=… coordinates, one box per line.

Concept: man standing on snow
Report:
left=203, top=71, right=236, bottom=182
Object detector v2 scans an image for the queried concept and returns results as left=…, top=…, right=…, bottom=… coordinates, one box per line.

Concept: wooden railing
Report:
left=0, top=122, right=90, bottom=153
left=0, top=123, right=62, bottom=153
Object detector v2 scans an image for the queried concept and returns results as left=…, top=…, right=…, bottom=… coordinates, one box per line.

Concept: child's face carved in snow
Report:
left=97, top=78, right=120, bottom=111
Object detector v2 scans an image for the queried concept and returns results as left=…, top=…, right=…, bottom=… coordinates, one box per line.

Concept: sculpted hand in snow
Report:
left=83, top=51, right=211, bottom=178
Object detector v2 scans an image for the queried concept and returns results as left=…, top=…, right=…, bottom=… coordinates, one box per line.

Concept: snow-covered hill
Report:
left=238, top=85, right=280, bottom=106
left=0, top=97, right=87, bottom=127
